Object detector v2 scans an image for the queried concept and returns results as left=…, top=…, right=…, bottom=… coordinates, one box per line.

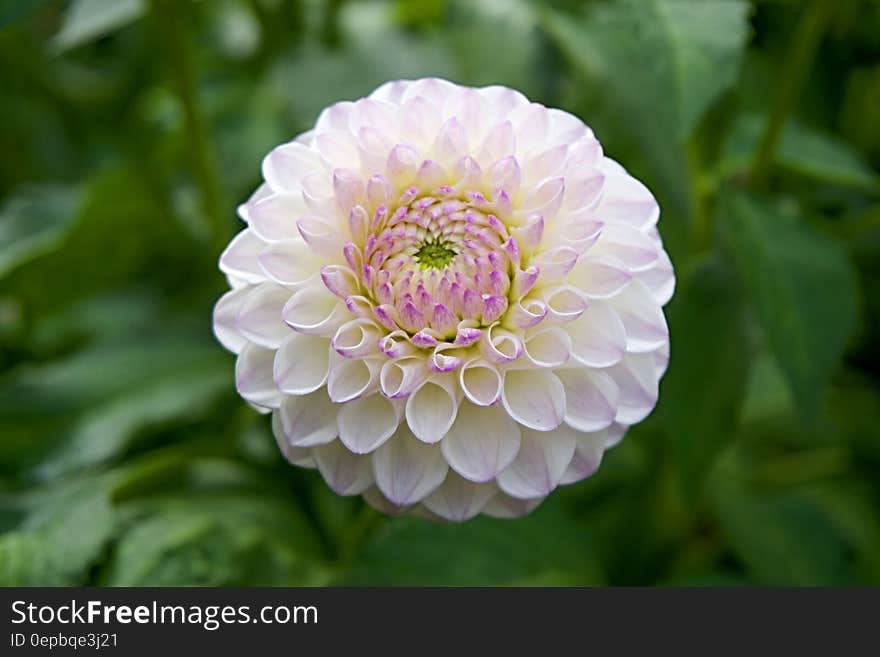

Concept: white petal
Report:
left=361, top=486, right=410, bottom=516
left=258, top=239, right=322, bottom=287
left=331, top=318, right=381, bottom=358
left=282, top=285, right=348, bottom=337
left=497, top=426, right=577, bottom=499
left=523, top=327, right=571, bottom=368
left=605, top=422, right=628, bottom=448
left=236, top=282, right=292, bottom=348
left=213, top=287, right=250, bottom=353
left=638, top=248, right=675, bottom=307
left=278, top=391, right=337, bottom=447
left=313, top=440, right=374, bottom=495
left=563, top=172, right=605, bottom=212
left=262, top=142, right=321, bottom=193
left=482, top=493, right=544, bottom=519
left=502, top=369, right=565, bottom=432
left=372, top=427, right=448, bottom=505
left=273, top=332, right=330, bottom=395
left=423, top=474, right=498, bottom=522
left=235, top=343, right=281, bottom=408
left=607, top=352, right=659, bottom=424
left=559, top=429, right=606, bottom=485
left=441, top=402, right=521, bottom=483
left=591, top=223, right=658, bottom=272
left=327, top=356, right=380, bottom=402
left=271, top=412, right=316, bottom=468
left=607, top=279, right=669, bottom=353
left=248, top=193, right=308, bottom=242
left=405, top=375, right=458, bottom=443
left=380, top=357, right=429, bottom=399
left=337, top=393, right=401, bottom=454
left=219, top=228, right=267, bottom=284
left=566, top=300, right=626, bottom=368
left=596, top=157, right=659, bottom=229
left=458, top=359, right=503, bottom=406
left=568, top=253, right=633, bottom=299
left=557, top=369, right=619, bottom=432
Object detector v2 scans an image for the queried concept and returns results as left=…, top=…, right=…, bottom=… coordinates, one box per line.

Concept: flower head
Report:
left=214, top=78, right=674, bottom=521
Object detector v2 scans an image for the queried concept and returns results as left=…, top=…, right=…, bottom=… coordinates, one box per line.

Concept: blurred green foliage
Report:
left=1, top=0, right=879, bottom=586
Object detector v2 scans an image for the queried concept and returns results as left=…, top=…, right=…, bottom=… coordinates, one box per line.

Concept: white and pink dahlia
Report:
left=213, top=78, right=674, bottom=521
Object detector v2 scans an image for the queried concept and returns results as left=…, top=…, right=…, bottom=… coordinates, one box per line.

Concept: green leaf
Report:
left=542, top=0, right=750, bottom=140
left=338, top=502, right=604, bottom=585
left=721, top=115, right=880, bottom=191
left=662, top=256, right=750, bottom=496
left=102, top=494, right=327, bottom=586
left=51, top=0, right=146, bottom=53
left=708, top=452, right=852, bottom=585
left=0, top=479, right=114, bottom=585
left=719, top=191, right=858, bottom=419
left=0, top=184, right=81, bottom=278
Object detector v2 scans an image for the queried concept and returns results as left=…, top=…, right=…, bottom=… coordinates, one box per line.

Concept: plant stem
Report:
left=750, top=0, right=835, bottom=187
left=151, top=0, right=228, bottom=255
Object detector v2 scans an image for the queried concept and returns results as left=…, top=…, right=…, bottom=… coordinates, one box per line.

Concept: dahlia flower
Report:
left=213, top=78, right=674, bottom=521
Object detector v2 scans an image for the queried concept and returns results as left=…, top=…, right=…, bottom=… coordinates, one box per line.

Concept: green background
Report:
left=1, top=0, right=879, bottom=586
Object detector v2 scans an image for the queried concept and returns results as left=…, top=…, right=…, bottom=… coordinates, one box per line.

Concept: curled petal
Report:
left=380, top=357, right=428, bottom=399
left=531, top=246, right=579, bottom=281
left=332, top=318, right=382, bottom=358
left=521, top=177, right=564, bottom=220
left=459, top=359, right=503, bottom=406
left=327, top=355, right=380, bottom=402
left=539, top=285, right=588, bottom=324
left=405, top=375, right=459, bottom=444
left=480, top=324, right=523, bottom=363
left=504, top=298, right=548, bottom=329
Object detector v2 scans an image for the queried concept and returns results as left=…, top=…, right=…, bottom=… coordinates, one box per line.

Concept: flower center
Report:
left=414, top=239, right=457, bottom=270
